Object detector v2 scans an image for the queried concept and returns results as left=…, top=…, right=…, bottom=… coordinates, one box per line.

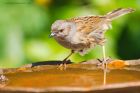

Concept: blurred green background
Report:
left=0, top=0, right=140, bottom=68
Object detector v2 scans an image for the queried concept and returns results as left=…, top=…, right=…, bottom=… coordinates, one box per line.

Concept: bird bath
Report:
left=0, top=59, right=140, bottom=93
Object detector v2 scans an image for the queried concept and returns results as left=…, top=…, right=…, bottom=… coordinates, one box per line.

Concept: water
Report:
left=3, top=64, right=140, bottom=89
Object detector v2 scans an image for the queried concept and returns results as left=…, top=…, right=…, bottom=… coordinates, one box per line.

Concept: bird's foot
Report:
left=96, top=57, right=112, bottom=73
left=57, top=63, right=67, bottom=70
left=0, top=75, right=8, bottom=82
left=97, top=57, right=112, bottom=66
left=96, top=57, right=112, bottom=71
left=57, top=60, right=70, bottom=70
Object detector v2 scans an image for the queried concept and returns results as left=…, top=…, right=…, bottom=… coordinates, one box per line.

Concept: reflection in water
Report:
left=0, top=81, right=8, bottom=88
left=0, top=75, right=9, bottom=88
left=103, top=64, right=107, bottom=85
left=3, top=64, right=140, bottom=89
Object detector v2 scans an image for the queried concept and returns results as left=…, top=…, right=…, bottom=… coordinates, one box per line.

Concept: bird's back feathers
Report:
left=67, top=8, right=134, bottom=34
left=67, top=16, right=108, bottom=34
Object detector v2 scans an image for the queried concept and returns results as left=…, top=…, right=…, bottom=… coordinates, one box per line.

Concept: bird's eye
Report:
left=59, top=29, right=63, bottom=32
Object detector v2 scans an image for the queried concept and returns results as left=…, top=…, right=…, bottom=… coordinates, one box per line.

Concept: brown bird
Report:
left=50, top=8, right=134, bottom=68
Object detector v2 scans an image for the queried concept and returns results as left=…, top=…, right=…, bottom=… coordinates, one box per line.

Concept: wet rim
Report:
left=0, top=82, right=140, bottom=92
left=0, top=59, right=140, bottom=92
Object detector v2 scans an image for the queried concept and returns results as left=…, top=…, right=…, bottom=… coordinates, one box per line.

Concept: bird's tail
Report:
left=105, top=8, right=135, bottom=20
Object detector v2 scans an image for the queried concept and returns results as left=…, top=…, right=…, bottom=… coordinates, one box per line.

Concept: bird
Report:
left=50, top=8, right=135, bottom=69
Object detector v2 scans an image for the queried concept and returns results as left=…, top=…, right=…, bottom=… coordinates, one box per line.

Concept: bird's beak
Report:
left=49, top=32, right=56, bottom=38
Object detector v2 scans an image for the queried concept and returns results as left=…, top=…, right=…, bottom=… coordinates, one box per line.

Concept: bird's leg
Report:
left=102, top=45, right=106, bottom=68
left=102, top=45, right=109, bottom=85
left=58, top=50, right=74, bottom=70
left=96, top=45, right=109, bottom=67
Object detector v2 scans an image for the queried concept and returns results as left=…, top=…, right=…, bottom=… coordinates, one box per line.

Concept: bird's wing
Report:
left=67, top=16, right=108, bottom=34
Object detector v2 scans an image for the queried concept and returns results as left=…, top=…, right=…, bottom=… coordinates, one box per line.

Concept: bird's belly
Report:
left=55, top=37, right=86, bottom=50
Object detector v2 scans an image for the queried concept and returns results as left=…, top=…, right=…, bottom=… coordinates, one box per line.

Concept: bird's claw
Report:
left=57, top=63, right=67, bottom=70
left=96, top=57, right=112, bottom=67
left=57, top=59, right=71, bottom=70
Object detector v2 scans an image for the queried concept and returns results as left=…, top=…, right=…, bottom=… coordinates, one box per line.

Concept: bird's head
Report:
left=50, top=20, right=74, bottom=38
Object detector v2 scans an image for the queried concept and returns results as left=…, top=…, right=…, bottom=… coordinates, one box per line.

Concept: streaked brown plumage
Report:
left=67, top=16, right=107, bottom=33
left=50, top=8, right=135, bottom=68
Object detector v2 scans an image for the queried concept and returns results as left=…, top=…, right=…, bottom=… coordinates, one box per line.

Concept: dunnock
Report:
left=50, top=8, right=134, bottom=68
